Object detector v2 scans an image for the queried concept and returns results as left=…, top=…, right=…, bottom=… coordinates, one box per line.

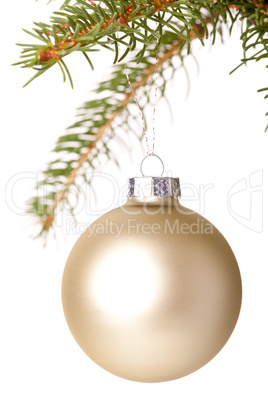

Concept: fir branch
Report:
left=18, top=0, right=268, bottom=240
left=14, top=0, right=222, bottom=86
left=14, top=1, right=268, bottom=99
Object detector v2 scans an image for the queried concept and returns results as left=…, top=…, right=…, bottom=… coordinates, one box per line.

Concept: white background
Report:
left=1, top=1, right=268, bottom=401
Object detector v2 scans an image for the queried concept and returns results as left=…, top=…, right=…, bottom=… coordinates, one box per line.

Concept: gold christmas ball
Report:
left=62, top=177, right=242, bottom=383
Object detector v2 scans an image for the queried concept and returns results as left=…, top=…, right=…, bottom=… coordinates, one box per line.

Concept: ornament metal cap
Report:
left=128, top=153, right=181, bottom=199
left=128, top=177, right=181, bottom=199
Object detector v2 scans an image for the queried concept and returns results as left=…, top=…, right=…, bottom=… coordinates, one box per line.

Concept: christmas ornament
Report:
left=62, top=156, right=242, bottom=383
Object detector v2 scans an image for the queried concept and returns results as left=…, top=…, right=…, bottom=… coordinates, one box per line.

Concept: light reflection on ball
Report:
left=91, top=247, right=161, bottom=317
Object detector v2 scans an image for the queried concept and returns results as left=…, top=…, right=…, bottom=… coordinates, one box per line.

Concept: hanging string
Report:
left=124, top=67, right=148, bottom=152
left=151, top=31, right=160, bottom=156
left=123, top=27, right=160, bottom=156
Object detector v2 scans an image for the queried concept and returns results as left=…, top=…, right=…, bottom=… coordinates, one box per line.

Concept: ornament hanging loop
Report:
left=140, top=153, right=164, bottom=177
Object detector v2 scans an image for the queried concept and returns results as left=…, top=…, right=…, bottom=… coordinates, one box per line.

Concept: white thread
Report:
left=120, top=28, right=160, bottom=156
left=124, top=67, right=148, bottom=152
left=151, top=30, right=159, bottom=156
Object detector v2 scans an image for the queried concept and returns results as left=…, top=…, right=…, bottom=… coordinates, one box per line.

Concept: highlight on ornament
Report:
left=62, top=172, right=242, bottom=383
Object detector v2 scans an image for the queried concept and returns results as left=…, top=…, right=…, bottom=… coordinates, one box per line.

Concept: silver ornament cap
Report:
left=128, top=153, right=181, bottom=199
left=128, top=176, right=181, bottom=199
